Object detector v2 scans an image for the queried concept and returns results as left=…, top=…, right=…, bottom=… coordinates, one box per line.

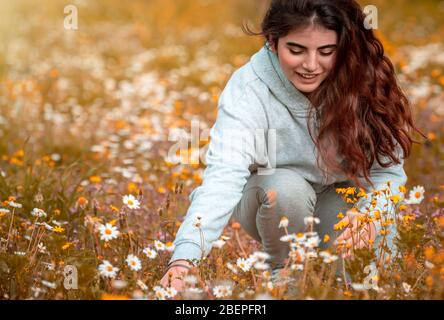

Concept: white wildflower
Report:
left=98, top=223, right=119, bottom=242
left=304, top=216, right=320, bottom=225
left=143, top=247, right=158, bottom=259
left=126, top=254, right=142, bottom=271
left=31, top=208, right=47, bottom=218
left=236, top=257, right=253, bottom=272
left=154, top=240, right=166, bottom=251
left=213, top=285, right=232, bottom=299
left=122, top=194, right=140, bottom=209
left=98, top=260, right=119, bottom=278
left=279, top=216, right=289, bottom=228
left=405, top=186, right=425, bottom=204
left=212, top=239, right=226, bottom=249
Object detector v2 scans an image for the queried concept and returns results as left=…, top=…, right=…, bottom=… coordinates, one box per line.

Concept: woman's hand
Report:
left=334, top=209, right=377, bottom=259
left=159, top=260, right=193, bottom=292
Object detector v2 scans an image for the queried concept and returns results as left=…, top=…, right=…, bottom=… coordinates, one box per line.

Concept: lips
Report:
left=296, top=72, right=319, bottom=79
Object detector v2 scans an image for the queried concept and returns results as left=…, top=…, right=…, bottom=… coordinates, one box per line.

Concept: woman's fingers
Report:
left=159, top=267, right=189, bottom=292
left=341, top=226, right=375, bottom=258
left=335, top=216, right=351, bottom=243
left=335, top=215, right=360, bottom=243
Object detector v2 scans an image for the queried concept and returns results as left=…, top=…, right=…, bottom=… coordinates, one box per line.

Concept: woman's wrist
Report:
left=166, top=259, right=194, bottom=271
left=168, top=259, right=193, bottom=267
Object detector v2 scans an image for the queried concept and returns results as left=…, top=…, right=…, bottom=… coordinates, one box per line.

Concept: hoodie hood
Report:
left=250, top=44, right=314, bottom=118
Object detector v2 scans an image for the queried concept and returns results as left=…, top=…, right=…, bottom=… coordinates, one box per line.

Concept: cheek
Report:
left=280, top=53, right=302, bottom=70
left=321, top=56, right=336, bottom=71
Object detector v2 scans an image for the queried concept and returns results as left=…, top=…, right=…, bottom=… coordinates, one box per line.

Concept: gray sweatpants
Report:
left=232, top=167, right=396, bottom=276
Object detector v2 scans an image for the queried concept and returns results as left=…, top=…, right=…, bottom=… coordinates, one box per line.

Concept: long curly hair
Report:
left=243, top=0, right=425, bottom=190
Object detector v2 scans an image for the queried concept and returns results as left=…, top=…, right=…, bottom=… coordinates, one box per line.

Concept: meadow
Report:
left=0, top=0, right=443, bottom=299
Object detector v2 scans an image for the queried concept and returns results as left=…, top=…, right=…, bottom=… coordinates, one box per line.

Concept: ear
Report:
left=269, top=40, right=278, bottom=53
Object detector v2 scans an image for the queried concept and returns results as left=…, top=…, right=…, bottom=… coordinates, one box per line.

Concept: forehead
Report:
left=281, top=24, right=338, bottom=47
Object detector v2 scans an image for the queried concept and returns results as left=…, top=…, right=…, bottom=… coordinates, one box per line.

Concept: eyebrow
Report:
left=286, top=42, right=337, bottom=50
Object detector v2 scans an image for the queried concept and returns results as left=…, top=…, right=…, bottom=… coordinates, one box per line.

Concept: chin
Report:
left=293, top=83, right=320, bottom=94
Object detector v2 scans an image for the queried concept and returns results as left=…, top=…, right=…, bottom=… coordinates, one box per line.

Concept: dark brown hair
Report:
left=243, top=0, right=425, bottom=190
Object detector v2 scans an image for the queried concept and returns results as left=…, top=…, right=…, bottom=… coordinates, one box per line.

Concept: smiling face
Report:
left=270, top=24, right=338, bottom=96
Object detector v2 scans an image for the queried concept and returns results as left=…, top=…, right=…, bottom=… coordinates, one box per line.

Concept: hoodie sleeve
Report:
left=355, top=143, right=407, bottom=237
left=169, top=80, right=269, bottom=264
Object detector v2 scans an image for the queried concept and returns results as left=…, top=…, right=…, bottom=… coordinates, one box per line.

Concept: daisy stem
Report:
left=342, top=256, right=349, bottom=291
left=27, top=217, right=39, bottom=253
left=4, top=207, right=16, bottom=252
left=234, top=229, right=247, bottom=258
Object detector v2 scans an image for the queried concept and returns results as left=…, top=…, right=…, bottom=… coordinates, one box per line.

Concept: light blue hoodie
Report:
left=169, top=44, right=407, bottom=264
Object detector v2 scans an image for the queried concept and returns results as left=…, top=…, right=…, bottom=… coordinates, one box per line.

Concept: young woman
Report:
left=160, top=0, right=423, bottom=291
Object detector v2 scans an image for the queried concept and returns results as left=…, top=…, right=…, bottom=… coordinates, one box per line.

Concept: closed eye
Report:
left=289, top=49, right=303, bottom=55
left=290, top=49, right=335, bottom=56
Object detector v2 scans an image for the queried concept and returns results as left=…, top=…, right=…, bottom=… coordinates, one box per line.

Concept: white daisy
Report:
left=319, top=251, right=339, bottom=264
left=143, top=247, right=158, bottom=259
left=165, top=287, right=177, bottom=298
left=122, top=194, right=140, bottom=209
left=41, top=280, right=56, bottom=289
left=98, top=260, right=119, bottom=278
left=98, top=223, right=120, bottom=242
left=306, top=250, right=318, bottom=259
left=278, top=216, right=289, bottom=228
left=153, top=285, right=167, bottom=300
left=405, top=186, right=425, bottom=204
left=111, top=280, right=127, bottom=289
left=351, top=283, right=367, bottom=291
left=154, top=240, right=166, bottom=251
left=212, top=239, right=226, bottom=249
left=8, top=201, right=22, bottom=208
left=31, top=208, right=47, bottom=218
left=0, top=208, right=10, bottom=214
left=402, top=282, right=411, bottom=294
left=236, top=257, right=252, bottom=272
left=213, top=285, right=232, bottom=299
left=183, top=275, right=198, bottom=285
left=250, top=251, right=271, bottom=261
left=185, top=287, right=204, bottom=294
left=291, top=264, right=304, bottom=271
left=254, top=262, right=270, bottom=270
left=280, top=234, right=296, bottom=242
left=226, top=262, right=238, bottom=274
left=136, top=280, right=148, bottom=291
left=304, top=235, right=321, bottom=249
left=165, top=242, right=175, bottom=252
left=126, top=254, right=142, bottom=271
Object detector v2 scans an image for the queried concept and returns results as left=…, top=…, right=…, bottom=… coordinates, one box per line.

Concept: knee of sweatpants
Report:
left=252, top=168, right=317, bottom=229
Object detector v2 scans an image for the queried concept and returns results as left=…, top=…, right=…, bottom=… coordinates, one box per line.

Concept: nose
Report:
left=302, top=53, right=318, bottom=72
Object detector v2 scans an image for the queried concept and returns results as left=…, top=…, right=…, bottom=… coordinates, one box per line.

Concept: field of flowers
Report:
left=0, top=0, right=443, bottom=300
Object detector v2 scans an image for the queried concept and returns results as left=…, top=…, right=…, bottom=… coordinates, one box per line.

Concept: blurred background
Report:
left=0, top=0, right=443, bottom=193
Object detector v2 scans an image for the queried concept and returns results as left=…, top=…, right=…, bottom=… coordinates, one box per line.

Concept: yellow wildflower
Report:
left=53, top=226, right=65, bottom=233
left=89, top=176, right=102, bottom=184
left=62, top=242, right=74, bottom=250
